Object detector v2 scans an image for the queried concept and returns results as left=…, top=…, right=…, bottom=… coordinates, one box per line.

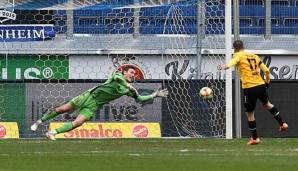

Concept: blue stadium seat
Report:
left=272, top=26, right=286, bottom=34
left=240, top=26, right=265, bottom=34
left=239, top=5, right=265, bottom=17
left=271, top=17, right=298, bottom=34
left=243, top=0, right=264, bottom=6
left=258, top=18, right=281, bottom=27
left=70, top=1, right=298, bottom=35
left=176, top=6, right=196, bottom=16
left=271, top=7, right=298, bottom=17
left=239, top=17, right=265, bottom=34
left=284, top=18, right=298, bottom=26
left=140, top=6, right=170, bottom=17
left=240, top=18, right=253, bottom=27
left=140, top=27, right=164, bottom=34
left=53, top=10, right=66, bottom=16
left=271, top=0, right=289, bottom=6
left=15, top=0, right=64, bottom=10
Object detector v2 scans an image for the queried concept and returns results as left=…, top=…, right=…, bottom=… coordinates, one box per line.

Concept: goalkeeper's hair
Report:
left=122, top=65, right=136, bottom=73
left=233, top=40, right=244, bottom=51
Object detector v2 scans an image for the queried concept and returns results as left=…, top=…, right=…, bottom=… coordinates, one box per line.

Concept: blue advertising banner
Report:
left=0, top=24, right=55, bottom=42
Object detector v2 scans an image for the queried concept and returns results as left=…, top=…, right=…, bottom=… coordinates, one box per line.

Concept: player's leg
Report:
left=246, top=111, right=261, bottom=145
left=41, top=103, right=74, bottom=122
left=259, top=85, right=288, bottom=132
left=31, top=103, right=74, bottom=131
left=45, top=94, right=97, bottom=140
left=263, top=101, right=288, bottom=131
left=243, top=88, right=260, bottom=145
left=46, top=114, right=89, bottom=140
left=31, top=91, right=90, bottom=132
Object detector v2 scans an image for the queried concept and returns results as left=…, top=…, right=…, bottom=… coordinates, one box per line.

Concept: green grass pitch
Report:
left=0, top=138, right=298, bottom=171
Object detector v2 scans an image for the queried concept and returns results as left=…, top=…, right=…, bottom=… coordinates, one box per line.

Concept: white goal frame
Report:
left=225, top=0, right=233, bottom=139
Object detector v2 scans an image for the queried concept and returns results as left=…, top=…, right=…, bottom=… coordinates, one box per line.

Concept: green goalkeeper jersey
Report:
left=89, top=72, right=153, bottom=106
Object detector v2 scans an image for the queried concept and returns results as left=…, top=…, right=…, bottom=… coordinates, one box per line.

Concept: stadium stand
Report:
left=2, top=0, right=298, bottom=35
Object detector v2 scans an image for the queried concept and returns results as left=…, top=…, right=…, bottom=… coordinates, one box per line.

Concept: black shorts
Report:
left=243, top=84, right=269, bottom=112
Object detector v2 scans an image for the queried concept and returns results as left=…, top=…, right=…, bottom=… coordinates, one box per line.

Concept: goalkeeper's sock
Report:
left=248, top=120, right=258, bottom=140
left=48, top=130, right=58, bottom=135
left=41, top=108, right=59, bottom=122
left=35, top=119, right=42, bottom=125
left=55, top=122, right=74, bottom=134
left=31, top=119, right=42, bottom=131
left=269, top=106, right=284, bottom=126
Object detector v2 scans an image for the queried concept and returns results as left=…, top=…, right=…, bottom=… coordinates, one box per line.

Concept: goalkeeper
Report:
left=31, top=66, right=168, bottom=140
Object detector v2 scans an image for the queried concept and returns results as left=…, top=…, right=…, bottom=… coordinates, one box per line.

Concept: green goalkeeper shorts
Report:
left=69, top=90, right=97, bottom=120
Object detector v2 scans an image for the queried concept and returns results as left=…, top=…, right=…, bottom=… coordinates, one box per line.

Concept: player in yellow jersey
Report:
left=218, top=40, right=288, bottom=145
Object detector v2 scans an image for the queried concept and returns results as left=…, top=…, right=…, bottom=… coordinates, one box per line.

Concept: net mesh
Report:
left=159, top=1, right=226, bottom=137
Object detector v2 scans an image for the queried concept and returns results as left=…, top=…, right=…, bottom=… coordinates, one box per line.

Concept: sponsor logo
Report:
left=0, top=55, right=69, bottom=80
left=0, top=25, right=55, bottom=42
left=263, top=56, right=298, bottom=79
left=1, top=67, right=54, bottom=79
left=132, top=124, right=148, bottom=138
left=50, top=122, right=161, bottom=138
left=0, top=122, right=19, bottom=138
left=111, top=56, right=147, bottom=80
left=165, top=59, right=224, bottom=80
left=0, top=0, right=16, bottom=23
left=118, top=63, right=145, bottom=80
left=64, top=124, right=123, bottom=138
left=0, top=125, right=7, bottom=138
left=0, top=1, right=55, bottom=41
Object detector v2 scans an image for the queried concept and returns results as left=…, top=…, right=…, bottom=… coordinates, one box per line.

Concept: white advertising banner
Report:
left=69, top=55, right=224, bottom=79
left=69, top=55, right=298, bottom=80
left=261, top=56, right=298, bottom=79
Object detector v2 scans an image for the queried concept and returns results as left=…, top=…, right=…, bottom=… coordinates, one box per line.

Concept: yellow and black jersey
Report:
left=227, top=51, right=270, bottom=89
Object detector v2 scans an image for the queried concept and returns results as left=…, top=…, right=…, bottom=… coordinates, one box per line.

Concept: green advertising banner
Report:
left=0, top=55, right=69, bottom=80
left=0, top=83, right=25, bottom=134
left=0, top=54, right=69, bottom=137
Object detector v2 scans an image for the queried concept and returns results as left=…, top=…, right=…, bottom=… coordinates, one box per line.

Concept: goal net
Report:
left=0, top=0, right=231, bottom=138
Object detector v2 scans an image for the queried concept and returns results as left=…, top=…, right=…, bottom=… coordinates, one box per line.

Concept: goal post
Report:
left=225, top=0, right=233, bottom=139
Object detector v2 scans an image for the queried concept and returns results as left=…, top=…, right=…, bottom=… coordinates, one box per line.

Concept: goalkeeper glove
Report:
left=151, top=89, right=169, bottom=98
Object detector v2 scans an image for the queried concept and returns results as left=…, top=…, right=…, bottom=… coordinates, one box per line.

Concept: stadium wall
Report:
left=237, top=81, right=298, bottom=138
left=1, top=54, right=298, bottom=137
left=68, top=54, right=298, bottom=80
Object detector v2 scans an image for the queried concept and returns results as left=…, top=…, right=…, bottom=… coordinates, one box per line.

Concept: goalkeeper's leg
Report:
left=30, top=103, right=74, bottom=131
left=46, top=109, right=92, bottom=140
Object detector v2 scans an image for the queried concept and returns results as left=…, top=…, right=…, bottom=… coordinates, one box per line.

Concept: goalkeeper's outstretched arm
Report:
left=135, top=89, right=169, bottom=103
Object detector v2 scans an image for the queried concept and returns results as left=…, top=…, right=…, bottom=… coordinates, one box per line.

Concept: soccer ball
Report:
left=199, top=87, right=213, bottom=100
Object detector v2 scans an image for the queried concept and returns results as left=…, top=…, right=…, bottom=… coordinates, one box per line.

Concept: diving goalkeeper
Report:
left=30, top=66, right=168, bottom=140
